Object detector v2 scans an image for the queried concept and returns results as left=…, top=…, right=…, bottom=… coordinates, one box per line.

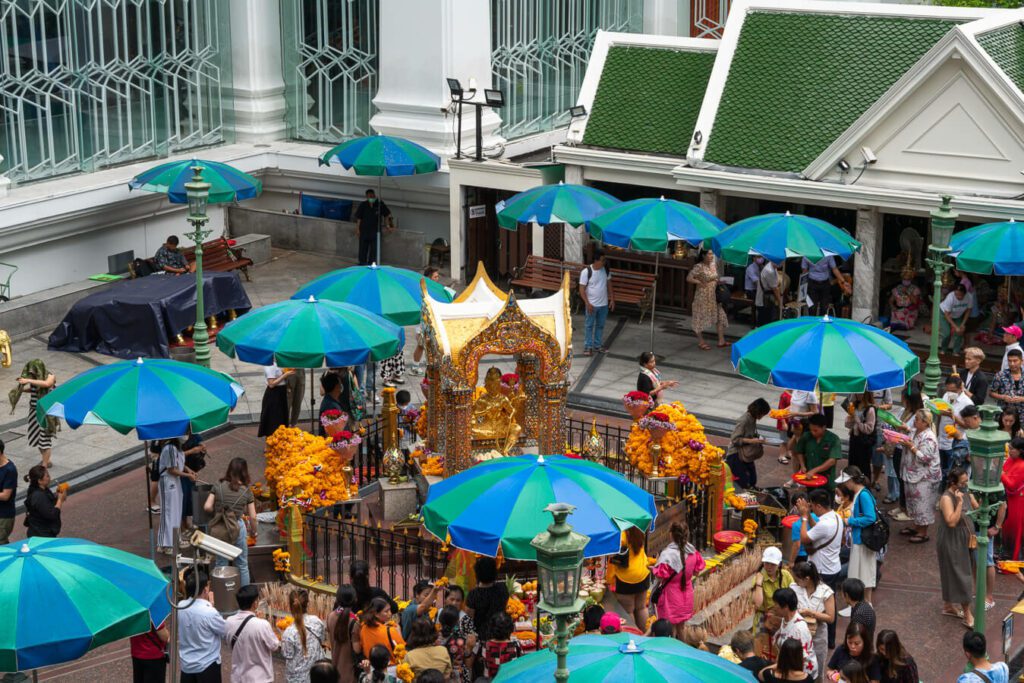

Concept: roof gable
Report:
left=578, top=42, right=716, bottom=156
left=978, top=22, right=1024, bottom=94
left=700, top=11, right=960, bottom=173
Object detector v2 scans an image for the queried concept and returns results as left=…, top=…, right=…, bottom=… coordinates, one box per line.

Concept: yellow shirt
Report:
left=608, top=543, right=651, bottom=585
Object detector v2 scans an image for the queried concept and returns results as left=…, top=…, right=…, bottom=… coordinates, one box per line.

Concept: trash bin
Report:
left=211, top=565, right=240, bottom=616
left=192, top=483, right=213, bottom=526
left=170, top=346, right=196, bottom=364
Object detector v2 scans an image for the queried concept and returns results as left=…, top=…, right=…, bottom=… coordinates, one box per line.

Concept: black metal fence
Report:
left=302, top=507, right=448, bottom=600
left=352, top=416, right=386, bottom=486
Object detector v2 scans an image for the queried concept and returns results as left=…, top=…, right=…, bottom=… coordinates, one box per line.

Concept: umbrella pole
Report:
left=310, top=368, right=315, bottom=433
left=145, top=441, right=154, bottom=560
left=649, top=252, right=659, bottom=349
left=376, top=176, right=382, bottom=266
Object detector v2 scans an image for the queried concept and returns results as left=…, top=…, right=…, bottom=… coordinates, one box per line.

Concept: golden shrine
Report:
left=420, top=264, right=572, bottom=476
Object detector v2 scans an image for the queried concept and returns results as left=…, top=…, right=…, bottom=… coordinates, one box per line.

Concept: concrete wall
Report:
left=228, top=207, right=428, bottom=269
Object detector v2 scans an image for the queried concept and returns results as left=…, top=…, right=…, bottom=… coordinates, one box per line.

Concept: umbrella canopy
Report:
left=37, top=357, right=243, bottom=440
left=128, top=159, right=262, bottom=204
left=216, top=296, right=404, bottom=368
left=422, top=455, right=656, bottom=560
left=588, top=197, right=725, bottom=252
left=318, top=135, right=441, bottom=176
left=292, top=264, right=454, bottom=327
left=0, top=537, right=171, bottom=672
left=494, top=633, right=755, bottom=683
left=496, top=182, right=620, bottom=230
left=731, top=315, right=919, bottom=393
left=711, top=211, right=861, bottom=266
left=949, top=219, right=1024, bottom=275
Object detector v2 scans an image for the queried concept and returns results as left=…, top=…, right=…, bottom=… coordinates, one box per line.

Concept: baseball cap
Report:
left=762, top=546, right=783, bottom=565
left=600, top=612, right=622, bottom=634
left=1004, top=325, right=1023, bottom=340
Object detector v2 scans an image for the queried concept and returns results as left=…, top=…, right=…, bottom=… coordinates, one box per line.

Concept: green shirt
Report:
left=794, top=430, right=841, bottom=489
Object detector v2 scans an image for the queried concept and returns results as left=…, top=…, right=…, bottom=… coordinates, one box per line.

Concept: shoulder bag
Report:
left=230, top=614, right=255, bottom=649
left=804, top=515, right=840, bottom=555
left=858, top=492, right=890, bottom=552
left=207, top=482, right=244, bottom=544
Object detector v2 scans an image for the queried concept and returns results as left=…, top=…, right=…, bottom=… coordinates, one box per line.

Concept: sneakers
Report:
left=409, top=364, right=424, bottom=376
left=395, top=374, right=406, bottom=385
left=838, top=606, right=852, bottom=617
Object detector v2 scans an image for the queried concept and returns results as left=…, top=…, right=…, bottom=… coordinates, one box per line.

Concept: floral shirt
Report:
left=992, top=369, right=1024, bottom=419
left=903, top=428, right=941, bottom=485
left=772, top=613, right=817, bottom=679
left=281, top=615, right=326, bottom=683
left=444, top=626, right=473, bottom=683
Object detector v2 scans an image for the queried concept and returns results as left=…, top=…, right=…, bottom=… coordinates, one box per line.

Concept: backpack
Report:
left=858, top=491, right=889, bottom=552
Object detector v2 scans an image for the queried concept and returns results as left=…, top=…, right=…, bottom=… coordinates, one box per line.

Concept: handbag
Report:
left=207, top=483, right=244, bottom=544
left=859, top=493, right=890, bottom=552
left=649, top=569, right=675, bottom=607
left=715, top=283, right=732, bottom=306
left=609, top=546, right=630, bottom=568
left=737, top=442, right=765, bottom=463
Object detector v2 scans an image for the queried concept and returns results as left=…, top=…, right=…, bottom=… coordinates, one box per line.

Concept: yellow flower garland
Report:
left=623, top=401, right=723, bottom=485
left=264, top=426, right=351, bottom=509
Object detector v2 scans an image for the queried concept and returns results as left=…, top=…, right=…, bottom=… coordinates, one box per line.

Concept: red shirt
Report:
left=129, top=625, right=166, bottom=660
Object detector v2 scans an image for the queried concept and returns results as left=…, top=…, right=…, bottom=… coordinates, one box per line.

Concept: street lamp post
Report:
left=967, top=404, right=1008, bottom=637
left=923, top=195, right=958, bottom=397
left=184, top=166, right=213, bottom=367
left=531, top=502, right=589, bottom=683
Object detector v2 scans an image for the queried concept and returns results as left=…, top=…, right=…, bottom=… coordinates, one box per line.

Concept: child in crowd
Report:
left=646, top=618, right=673, bottom=638
left=582, top=605, right=604, bottom=634
left=439, top=605, right=475, bottom=683
left=359, top=645, right=395, bottom=683
left=476, top=612, right=523, bottom=679
left=396, top=390, right=415, bottom=452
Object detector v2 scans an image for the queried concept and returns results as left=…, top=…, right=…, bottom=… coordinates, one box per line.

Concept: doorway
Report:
left=465, top=186, right=531, bottom=282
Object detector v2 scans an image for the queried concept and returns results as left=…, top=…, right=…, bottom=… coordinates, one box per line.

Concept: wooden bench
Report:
left=181, top=237, right=254, bottom=281
left=607, top=268, right=657, bottom=322
left=510, top=255, right=584, bottom=294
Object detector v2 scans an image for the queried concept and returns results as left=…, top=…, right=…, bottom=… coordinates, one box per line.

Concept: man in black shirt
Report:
left=353, top=189, right=391, bottom=265
left=731, top=630, right=769, bottom=674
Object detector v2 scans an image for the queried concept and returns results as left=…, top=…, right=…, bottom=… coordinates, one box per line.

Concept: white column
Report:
left=852, top=206, right=882, bottom=323
left=644, top=0, right=681, bottom=35
left=449, top=181, right=465, bottom=282
left=228, top=0, right=287, bottom=142
left=0, top=155, right=8, bottom=199
left=372, top=0, right=504, bottom=157
left=700, top=189, right=725, bottom=220
left=562, top=165, right=586, bottom=263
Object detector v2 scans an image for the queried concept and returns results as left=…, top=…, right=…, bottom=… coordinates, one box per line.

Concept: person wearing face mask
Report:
left=938, top=375, right=975, bottom=479
left=887, top=267, right=921, bottom=331
left=353, top=189, right=391, bottom=266
left=937, top=467, right=977, bottom=628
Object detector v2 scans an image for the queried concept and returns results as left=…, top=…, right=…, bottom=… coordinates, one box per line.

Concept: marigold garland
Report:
left=506, top=596, right=527, bottom=620
left=396, top=663, right=414, bottom=683
left=416, top=402, right=428, bottom=438
left=624, top=401, right=723, bottom=485
left=264, top=426, right=351, bottom=509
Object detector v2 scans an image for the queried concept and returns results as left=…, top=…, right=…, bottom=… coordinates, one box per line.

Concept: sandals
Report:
left=909, top=535, right=930, bottom=544
left=698, top=343, right=711, bottom=351
left=778, top=456, right=791, bottom=465
left=899, top=528, right=917, bottom=536
left=717, top=342, right=731, bottom=348
left=942, top=607, right=965, bottom=619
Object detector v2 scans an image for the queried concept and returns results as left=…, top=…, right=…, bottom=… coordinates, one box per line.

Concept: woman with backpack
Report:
left=651, top=520, right=705, bottom=640
left=203, top=457, right=256, bottom=586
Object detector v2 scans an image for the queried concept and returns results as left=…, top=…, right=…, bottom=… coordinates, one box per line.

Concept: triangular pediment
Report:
left=904, top=101, right=1008, bottom=161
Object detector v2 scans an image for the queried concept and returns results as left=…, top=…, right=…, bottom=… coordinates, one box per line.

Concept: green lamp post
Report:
left=923, top=195, right=958, bottom=397
left=184, top=166, right=213, bottom=367
left=531, top=503, right=589, bottom=683
left=967, top=404, right=1008, bottom=636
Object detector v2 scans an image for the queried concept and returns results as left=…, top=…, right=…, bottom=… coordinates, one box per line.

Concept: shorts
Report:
left=849, top=543, right=877, bottom=588
left=0, top=516, right=12, bottom=545
left=613, top=574, right=651, bottom=595
left=976, top=541, right=995, bottom=568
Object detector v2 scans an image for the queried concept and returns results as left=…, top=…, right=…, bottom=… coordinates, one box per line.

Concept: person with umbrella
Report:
left=353, top=189, right=391, bottom=266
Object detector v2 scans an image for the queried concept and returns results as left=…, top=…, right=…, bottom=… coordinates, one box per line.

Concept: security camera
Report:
left=837, top=159, right=851, bottom=172
left=861, top=146, right=877, bottom=165
left=188, top=529, right=242, bottom=561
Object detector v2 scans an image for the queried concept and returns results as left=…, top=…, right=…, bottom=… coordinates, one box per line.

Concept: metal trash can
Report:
left=211, top=565, right=240, bottom=616
left=192, top=483, right=213, bottom=526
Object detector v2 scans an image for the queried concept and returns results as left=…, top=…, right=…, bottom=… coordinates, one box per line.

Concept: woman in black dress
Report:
left=258, top=365, right=294, bottom=437
left=24, top=464, right=65, bottom=538
left=636, top=352, right=678, bottom=403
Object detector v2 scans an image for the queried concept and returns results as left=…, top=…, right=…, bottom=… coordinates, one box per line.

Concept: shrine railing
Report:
left=301, top=508, right=448, bottom=601
left=565, top=416, right=711, bottom=551
left=352, top=415, right=386, bottom=486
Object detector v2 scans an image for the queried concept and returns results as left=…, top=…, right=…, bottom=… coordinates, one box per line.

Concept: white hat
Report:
left=762, top=546, right=783, bottom=565
left=835, top=471, right=852, bottom=484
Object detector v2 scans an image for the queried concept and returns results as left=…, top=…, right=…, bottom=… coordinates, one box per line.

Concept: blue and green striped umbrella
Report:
left=216, top=296, right=404, bottom=369
left=495, top=633, right=756, bottom=683
left=588, top=197, right=725, bottom=251
left=711, top=211, right=861, bottom=266
left=37, top=357, right=243, bottom=440
left=0, top=537, right=171, bottom=672
left=292, top=264, right=454, bottom=327
left=949, top=219, right=1024, bottom=275
left=128, top=159, right=262, bottom=204
left=318, top=135, right=441, bottom=176
left=496, top=182, right=620, bottom=229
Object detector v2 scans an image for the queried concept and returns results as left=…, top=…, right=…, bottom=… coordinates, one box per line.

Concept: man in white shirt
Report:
left=798, top=488, right=844, bottom=649
left=939, top=284, right=972, bottom=355
left=578, top=250, right=614, bottom=356
left=224, top=584, right=279, bottom=683
left=771, top=587, right=818, bottom=680
left=938, top=374, right=974, bottom=480
left=178, top=568, right=227, bottom=682
left=790, top=390, right=819, bottom=416
left=755, top=258, right=781, bottom=327
left=1002, top=325, right=1023, bottom=372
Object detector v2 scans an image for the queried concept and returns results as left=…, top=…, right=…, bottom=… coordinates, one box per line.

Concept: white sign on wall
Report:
left=469, top=205, right=486, bottom=219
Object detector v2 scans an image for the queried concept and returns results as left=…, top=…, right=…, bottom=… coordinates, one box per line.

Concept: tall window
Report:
left=280, top=0, right=379, bottom=143
left=491, top=0, right=643, bottom=140
left=0, top=0, right=231, bottom=184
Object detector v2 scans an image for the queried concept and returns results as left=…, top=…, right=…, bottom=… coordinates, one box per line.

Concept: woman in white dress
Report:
left=792, top=561, right=835, bottom=682
left=156, top=438, right=194, bottom=554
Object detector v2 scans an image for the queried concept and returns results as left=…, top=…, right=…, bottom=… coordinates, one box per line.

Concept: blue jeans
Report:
left=214, top=522, right=250, bottom=586
left=884, top=454, right=900, bottom=500
left=584, top=305, right=609, bottom=350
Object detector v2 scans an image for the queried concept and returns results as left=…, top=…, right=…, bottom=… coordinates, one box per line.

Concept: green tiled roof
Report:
left=979, top=23, right=1024, bottom=95
left=704, top=12, right=958, bottom=173
left=582, top=46, right=715, bottom=156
